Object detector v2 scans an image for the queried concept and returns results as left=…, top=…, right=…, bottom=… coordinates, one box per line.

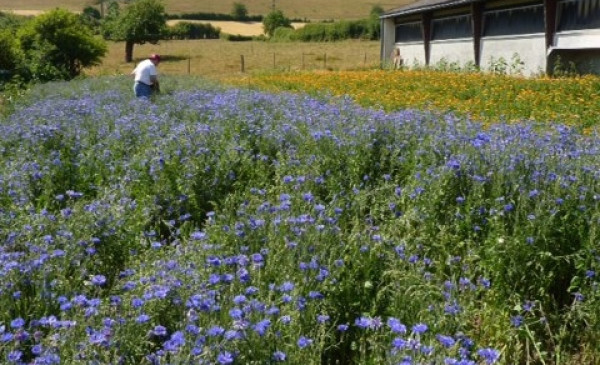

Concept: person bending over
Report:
left=131, top=54, right=161, bottom=98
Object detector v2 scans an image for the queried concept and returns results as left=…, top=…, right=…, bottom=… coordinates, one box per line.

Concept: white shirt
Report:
left=132, top=59, right=157, bottom=85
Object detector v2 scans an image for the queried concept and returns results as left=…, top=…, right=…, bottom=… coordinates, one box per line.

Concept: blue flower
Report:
left=217, top=351, right=234, bottom=364
left=297, top=336, right=313, bottom=348
left=91, top=275, right=107, bottom=286
left=10, top=317, right=25, bottom=329
left=412, top=323, right=428, bottom=334
left=272, top=350, right=286, bottom=361
left=477, top=348, right=500, bottom=364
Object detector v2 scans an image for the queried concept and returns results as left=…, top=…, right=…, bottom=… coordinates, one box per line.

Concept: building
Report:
left=380, top=0, right=600, bottom=75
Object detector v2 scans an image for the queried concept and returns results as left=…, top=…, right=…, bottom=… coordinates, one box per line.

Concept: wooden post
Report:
left=471, top=2, right=483, bottom=67
left=241, top=55, right=245, bottom=73
left=364, top=52, right=367, bottom=67
left=302, top=53, right=305, bottom=70
left=324, top=53, right=327, bottom=69
left=187, top=57, right=191, bottom=74
left=422, top=12, right=432, bottom=66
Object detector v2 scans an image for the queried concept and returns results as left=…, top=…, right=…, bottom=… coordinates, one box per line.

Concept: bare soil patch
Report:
left=167, top=20, right=305, bottom=37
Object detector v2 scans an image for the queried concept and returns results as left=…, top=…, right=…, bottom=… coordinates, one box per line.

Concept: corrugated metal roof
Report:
left=381, top=0, right=479, bottom=18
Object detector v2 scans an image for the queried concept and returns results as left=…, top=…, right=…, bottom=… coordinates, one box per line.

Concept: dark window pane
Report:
left=433, top=15, right=472, bottom=40
left=558, top=0, right=600, bottom=31
left=396, top=22, right=422, bottom=42
left=484, top=5, right=545, bottom=36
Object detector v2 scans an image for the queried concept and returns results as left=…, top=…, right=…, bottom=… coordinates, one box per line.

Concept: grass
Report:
left=86, top=39, right=382, bottom=80
left=0, top=0, right=414, bottom=20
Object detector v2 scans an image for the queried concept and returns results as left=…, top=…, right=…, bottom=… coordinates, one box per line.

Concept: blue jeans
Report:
left=134, top=82, right=152, bottom=98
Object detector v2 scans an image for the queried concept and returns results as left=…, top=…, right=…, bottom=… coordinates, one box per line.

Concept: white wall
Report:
left=430, top=38, right=474, bottom=67
left=554, top=29, right=600, bottom=49
left=480, top=33, right=546, bottom=75
left=396, top=42, right=426, bottom=67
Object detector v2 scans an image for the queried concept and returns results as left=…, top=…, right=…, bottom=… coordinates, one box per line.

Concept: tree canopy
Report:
left=102, top=0, right=166, bottom=62
left=231, top=2, right=249, bottom=20
left=263, top=9, right=292, bottom=37
left=17, top=8, right=106, bottom=81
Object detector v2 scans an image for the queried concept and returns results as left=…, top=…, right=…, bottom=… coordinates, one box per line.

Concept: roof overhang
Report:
left=381, top=0, right=479, bottom=19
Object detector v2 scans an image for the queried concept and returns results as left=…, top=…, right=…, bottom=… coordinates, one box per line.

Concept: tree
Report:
left=262, top=9, right=291, bottom=37
left=231, top=3, right=248, bottom=20
left=0, top=30, right=21, bottom=73
left=102, top=0, right=166, bottom=62
left=17, top=8, right=107, bottom=81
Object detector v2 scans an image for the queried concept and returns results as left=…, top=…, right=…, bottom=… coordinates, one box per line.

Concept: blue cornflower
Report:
left=91, top=275, right=107, bottom=286
left=436, top=334, right=456, bottom=348
left=153, top=325, right=167, bottom=337
left=412, top=323, right=428, bottom=334
left=297, top=336, right=313, bottom=349
left=10, top=318, right=25, bottom=329
left=510, top=315, right=523, bottom=327
left=7, top=350, right=22, bottom=363
left=253, top=319, right=271, bottom=336
left=477, top=347, right=500, bottom=364
left=272, top=350, right=286, bottom=361
left=387, top=318, right=407, bottom=334
left=317, top=314, right=330, bottom=323
left=337, top=324, right=349, bottom=332
left=217, top=351, right=234, bottom=364
left=355, top=317, right=371, bottom=329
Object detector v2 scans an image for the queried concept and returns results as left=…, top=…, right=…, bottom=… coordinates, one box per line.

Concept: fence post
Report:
left=188, top=57, right=191, bottom=74
left=324, top=53, right=327, bottom=69
left=241, top=55, right=245, bottom=73
left=364, top=53, right=367, bottom=67
left=302, top=53, right=305, bottom=70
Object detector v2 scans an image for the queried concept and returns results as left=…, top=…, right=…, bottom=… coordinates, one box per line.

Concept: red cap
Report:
left=149, top=54, right=161, bottom=62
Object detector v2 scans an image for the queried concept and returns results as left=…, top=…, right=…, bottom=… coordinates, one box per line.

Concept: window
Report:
left=484, top=4, right=545, bottom=36
left=395, top=22, right=422, bottom=42
left=558, top=0, right=600, bottom=31
left=433, top=14, right=472, bottom=40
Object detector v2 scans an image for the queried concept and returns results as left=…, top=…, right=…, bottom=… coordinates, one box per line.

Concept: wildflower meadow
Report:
left=0, top=75, right=599, bottom=364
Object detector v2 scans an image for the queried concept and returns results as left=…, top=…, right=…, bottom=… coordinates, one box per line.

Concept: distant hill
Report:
left=0, top=0, right=414, bottom=20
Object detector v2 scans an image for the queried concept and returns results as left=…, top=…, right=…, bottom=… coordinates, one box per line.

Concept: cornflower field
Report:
left=233, top=70, right=600, bottom=129
left=0, top=75, right=600, bottom=365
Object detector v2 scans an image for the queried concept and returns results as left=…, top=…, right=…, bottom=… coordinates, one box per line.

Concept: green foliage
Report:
left=167, top=22, right=220, bottom=40
left=166, top=12, right=263, bottom=22
left=103, top=0, right=166, bottom=43
left=231, top=2, right=249, bottom=20
left=289, top=19, right=377, bottom=42
left=16, top=8, right=107, bottom=81
left=263, top=9, right=292, bottom=37
left=221, top=33, right=255, bottom=41
left=80, top=6, right=102, bottom=31
left=0, top=29, right=22, bottom=73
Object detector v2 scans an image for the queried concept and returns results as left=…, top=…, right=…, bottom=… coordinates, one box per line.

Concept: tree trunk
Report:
left=125, top=41, right=134, bottom=63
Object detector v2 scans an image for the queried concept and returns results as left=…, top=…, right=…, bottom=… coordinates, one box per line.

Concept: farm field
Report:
left=86, top=39, right=382, bottom=79
left=235, top=69, right=600, bottom=129
left=165, top=20, right=306, bottom=37
left=0, top=0, right=411, bottom=20
left=1, top=72, right=600, bottom=364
